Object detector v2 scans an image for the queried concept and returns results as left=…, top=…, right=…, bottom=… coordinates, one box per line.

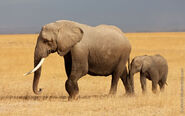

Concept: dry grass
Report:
left=0, top=32, right=185, bottom=116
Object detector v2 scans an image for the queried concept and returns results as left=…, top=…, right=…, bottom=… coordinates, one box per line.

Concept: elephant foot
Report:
left=68, top=96, right=79, bottom=101
left=68, top=93, right=79, bottom=101
left=108, top=93, right=116, bottom=98
left=142, top=90, right=147, bottom=95
left=152, top=89, right=157, bottom=94
left=109, top=88, right=117, bottom=95
left=124, top=92, right=135, bottom=97
left=160, top=89, right=164, bottom=93
left=160, top=87, right=165, bottom=92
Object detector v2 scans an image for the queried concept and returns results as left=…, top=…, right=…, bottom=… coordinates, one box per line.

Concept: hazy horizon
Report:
left=0, top=0, right=185, bottom=34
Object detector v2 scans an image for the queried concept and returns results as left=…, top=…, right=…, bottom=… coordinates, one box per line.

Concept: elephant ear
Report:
left=57, top=24, right=83, bottom=54
left=141, top=56, right=151, bottom=73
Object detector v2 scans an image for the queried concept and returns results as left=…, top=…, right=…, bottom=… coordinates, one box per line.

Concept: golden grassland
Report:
left=0, top=32, right=185, bottom=116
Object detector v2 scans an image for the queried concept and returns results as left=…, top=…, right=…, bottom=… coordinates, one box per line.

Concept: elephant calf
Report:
left=129, top=54, right=168, bottom=94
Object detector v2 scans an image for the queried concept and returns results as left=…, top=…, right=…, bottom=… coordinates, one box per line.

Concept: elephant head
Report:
left=128, top=56, right=150, bottom=91
left=24, top=20, right=83, bottom=95
left=129, top=56, right=151, bottom=75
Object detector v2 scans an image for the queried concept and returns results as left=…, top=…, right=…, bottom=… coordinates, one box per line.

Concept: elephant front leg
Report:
left=64, top=52, right=80, bottom=100
left=140, top=73, right=146, bottom=94
left=65, top=49, right=88, bottom=101
left=65, top=78, right=79, bottom=100
left=65, top=66, right=88, bottom=101
left=66, top=57, right=88, bottom=100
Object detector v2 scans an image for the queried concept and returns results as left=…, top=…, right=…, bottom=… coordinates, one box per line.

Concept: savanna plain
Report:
left=0, top=32, right=185, bottom=116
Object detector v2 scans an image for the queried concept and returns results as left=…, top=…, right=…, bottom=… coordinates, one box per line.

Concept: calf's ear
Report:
left=141, top=59, right=150, bottom=73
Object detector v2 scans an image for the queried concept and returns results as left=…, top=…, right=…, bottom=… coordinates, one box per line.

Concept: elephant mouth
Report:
left=56, top=49, right=70, bottom=56
left=48, top=49, right=56, bottom=54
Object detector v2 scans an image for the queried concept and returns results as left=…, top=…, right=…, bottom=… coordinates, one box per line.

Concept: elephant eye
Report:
left=47, top=40, right=54, bottom=47
left=43, top=39, right=49, bottom=43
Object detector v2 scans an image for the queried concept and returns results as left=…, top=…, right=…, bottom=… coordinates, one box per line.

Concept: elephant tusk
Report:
left=24, top=58, right=45, bottom=76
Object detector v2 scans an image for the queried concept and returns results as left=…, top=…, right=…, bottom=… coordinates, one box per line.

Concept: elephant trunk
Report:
left=129, top=72, right=135, bottom=93
left=32, top=41, right=47, bottom=95
left=33, top=56, right=43, bottom=95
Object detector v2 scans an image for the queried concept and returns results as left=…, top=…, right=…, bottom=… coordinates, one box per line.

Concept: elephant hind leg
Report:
left=109, top=72, right=120, bottom=95
left=109, top=59, right=127, bottom=95
left=158, top=77, right=167, bottom=92
left=158, top=81, right=165, bottom=92
left=120, top=67, right=133, bottom=94
left=152, top=81, right=158, bottom=94
left=150, top=72, right=159, bottom=94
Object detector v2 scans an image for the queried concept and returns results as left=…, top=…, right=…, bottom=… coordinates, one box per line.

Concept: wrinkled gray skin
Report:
left=129, top=55, right=168, bottom=94
left=33, top=20, right=132, bottom=100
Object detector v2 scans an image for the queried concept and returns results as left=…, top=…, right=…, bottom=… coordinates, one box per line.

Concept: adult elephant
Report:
left=24, top=20, right=132, bottom=100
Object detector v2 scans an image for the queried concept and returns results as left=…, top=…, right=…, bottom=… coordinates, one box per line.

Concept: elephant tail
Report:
left=128, top=57, right=131, bottom=72
left=127, top=57, right=131, bottom=78
left=165, top=82, right=168, bottom=86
